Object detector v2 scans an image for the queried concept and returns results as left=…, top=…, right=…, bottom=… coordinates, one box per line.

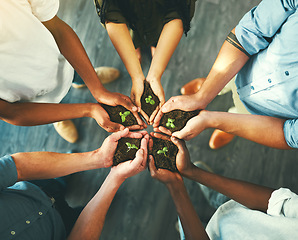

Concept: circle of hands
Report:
left=99, top=79, right=202, bottom=184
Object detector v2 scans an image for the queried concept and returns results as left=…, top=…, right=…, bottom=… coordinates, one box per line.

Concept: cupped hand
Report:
left=147, top=79, right=165, bottom=125
left=170, top=136, right=194, bottom=175
left=153, top=94, right=202, bottom=128
left=148, top=155, right=182, bottom=185
left=97, top=128, right=148, bottom=168
left=110, top=134, right=149, bottom=181
left=171, top=111, right=209, bottom=140
left=97, top=89, right=146, bottom=129
left=130, top=79, right=150, bottom=123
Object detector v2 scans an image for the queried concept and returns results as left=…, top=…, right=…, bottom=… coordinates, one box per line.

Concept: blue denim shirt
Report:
left=0, top=155, right=66, bottom=240
left=235, top=0, right=298, bottom=148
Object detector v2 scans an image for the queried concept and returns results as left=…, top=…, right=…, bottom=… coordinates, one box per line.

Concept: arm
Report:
left=153, top=28, right=249, bottom=126
left=149, top=154, right=209, bottom=240
left=11, top=128, right=146, bottom=181
left=170, top=110, right=292, bottom=149
left=0, top=99, right=126, bottom=132
left=42, top=16, right=140, bottom=119
left=105, top=22, right=147, bottom=112
left=146, top=19, right=184, bottom=123
left=171, top=136, right=275, bottom=212
left=67, top=133, right=149, bottom=240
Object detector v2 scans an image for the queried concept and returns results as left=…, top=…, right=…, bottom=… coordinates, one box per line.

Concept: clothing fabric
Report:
left=94, top=0, right=196, bottom=48
left=206, top=188, right=298, bottom=240
left=235, top=0, right=298, bottom=148
left=0, top=0, right=73, bottom=104
left=0, top=155, right=66, bottom=240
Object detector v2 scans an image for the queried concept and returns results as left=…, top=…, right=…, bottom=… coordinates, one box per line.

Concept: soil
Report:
left=150, top=137, right=178, bottom=172
left=159, top=109, right=201, bottom=133
left=141, top=81, right=160, bottom=118
left=113, top=137, right=142, bottom=166
left=101, top=104, right=138, bottom=127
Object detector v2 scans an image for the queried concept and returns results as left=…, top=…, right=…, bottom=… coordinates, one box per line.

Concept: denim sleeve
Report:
left=283, top=119, right=298, bottom=148
left=0, top=155, right=18, bottom=190
left=235, top=0, right=298, bottom=55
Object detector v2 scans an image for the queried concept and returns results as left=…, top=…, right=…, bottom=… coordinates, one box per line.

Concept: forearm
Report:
left=146, top=19, right=183, bottom=82
left=106, top=22, right=144, bottom=83
left=167, top=181, right=209, bottom=240
left=194, top=29, right=249, bottom=109
left=183, top=166, right=274, bottom=212
left=11, top=150, right=101, bottom=181
left=43, top=16, right=105, bottom=100
left=205, top=110, right=291, bottom=149
left=68, top=173, right=123, bottom=240
left=0, top=101, right=95, bottom=126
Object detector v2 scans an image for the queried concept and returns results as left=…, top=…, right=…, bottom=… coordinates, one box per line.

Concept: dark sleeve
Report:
left=0, top=155, right=18, bottom=190
left=95, top=0, right=128, bottom=24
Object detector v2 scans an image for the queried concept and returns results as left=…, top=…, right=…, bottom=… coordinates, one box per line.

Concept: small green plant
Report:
left=166, top=118, right=175, bottom=129
left=157, top=147, right=168, bottom=156
left=145, top=95, right=155, bottom=105
left=126, top=142, right=138, bottom=152
left=119, top=111, right=130, bottom=122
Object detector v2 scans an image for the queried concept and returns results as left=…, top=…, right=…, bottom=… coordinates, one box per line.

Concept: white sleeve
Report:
left=267, top=188, right=298, bottom=218
left=28, top=0, right=59, bottom=22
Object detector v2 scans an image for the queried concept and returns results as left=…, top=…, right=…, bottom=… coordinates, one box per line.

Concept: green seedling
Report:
left=126, top=142, right=138, bottom=152
left=157, top=147, right=168, bottom=157
left=166, top=118, right=175, bottom=129
left=145, top=95, right=155, bottom=105
left=119, top=111, right=131, bottom=122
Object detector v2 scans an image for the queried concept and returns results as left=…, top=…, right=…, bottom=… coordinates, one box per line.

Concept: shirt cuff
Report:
left=283, top=119, right=298, bottom=148
left=0, top=155, right=18, bottom=190
left=267, top=188, right=296, bottom=217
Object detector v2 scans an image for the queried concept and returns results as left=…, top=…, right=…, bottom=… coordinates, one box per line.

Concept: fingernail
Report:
left=132, top=106, right=138, bottom=112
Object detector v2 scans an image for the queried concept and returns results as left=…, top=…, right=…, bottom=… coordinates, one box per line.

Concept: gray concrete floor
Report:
left=1, top=0, right=297, bottom=239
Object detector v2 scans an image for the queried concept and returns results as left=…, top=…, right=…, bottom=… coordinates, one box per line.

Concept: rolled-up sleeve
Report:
left=28, top=0, right=59, bottom=22
left=0, top=155, right=18, bottom=190
left=283, top=119, right=298, bottom=148
left=235, top=0, right=297, bottom=55
left=267, top=188, right=298, bottom=218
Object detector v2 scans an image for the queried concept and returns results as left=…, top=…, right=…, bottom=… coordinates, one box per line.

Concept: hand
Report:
left=130, top=79, right=150, bottom=123
left=110, top=133, right=149, bottom=181
left=153, top=94, right=202, bottom=128
left=97, top=128, right=148, bottom=168
left=154, top=110, right=210, bottom=140
left=147, top=79, right=165, bottom=125
left=148, top=155, right=182, bottom=185
left=97, top=89, right=146, bottom=129
left=170, top=136, right=195, bottom=175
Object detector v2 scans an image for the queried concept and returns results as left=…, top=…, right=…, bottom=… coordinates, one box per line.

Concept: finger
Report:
left=139, top=109, right=150, bottom=124
left=151, top=132, right=171, bottom=141
left=127, top=125, right=143, bottom=131
left=131, top=110, right=146, bottom=126
left=148, top=155, right=157, bottom=175
left=119, top=95, right=139, bottom=113
left=172, top=130, right=192, bottom=140
left=125, top=131, right=143, bottom=139
left=140, top=137, right=148, bottom=166
left=153, top=127, right=162, bottom=133
left=160, top=96, right=180, bottom=113
left=109, top=128, right=129, bottom=142
left=171, top=136, right=186, bottom=151
left=152, top=108, right=164, bottom=127
left=149, top=106, right=160, bottom=125
left=158, top=126, right=173, bottom=136
left=130, top=148, right=145, bottom=170
left=148, top=136, right=153, bottom=151
left=104, top=121, right=125, bottom=133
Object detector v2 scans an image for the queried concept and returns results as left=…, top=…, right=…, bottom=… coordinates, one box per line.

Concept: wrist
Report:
left=146, top=75, right=161, bottom=83
left=108, top=169, right=126, bottom=185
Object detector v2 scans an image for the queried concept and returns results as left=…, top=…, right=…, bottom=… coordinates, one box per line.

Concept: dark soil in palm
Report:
left=101, top=104, right=138, bottom=127
left=150, top=137, right=178, bottom=172
left=113, top=137, right=141, bottom=166
left=141, top=81, right=160, bottom=118
left=159, top=110, right=200, bottom=133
